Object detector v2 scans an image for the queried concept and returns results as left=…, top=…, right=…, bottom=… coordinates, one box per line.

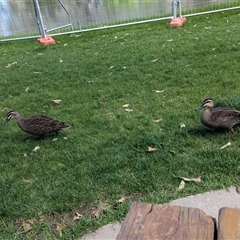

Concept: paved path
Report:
left=81, top=186, right=240, bottom=240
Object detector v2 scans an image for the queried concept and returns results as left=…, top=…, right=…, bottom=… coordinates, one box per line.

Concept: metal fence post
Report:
left=170, top=0, right=186, bottom=27
left=172, top=0, right=177, bottom=19
left=33, top=0, right=56, bottom=45
left=33, top=0, right=46, bottom=38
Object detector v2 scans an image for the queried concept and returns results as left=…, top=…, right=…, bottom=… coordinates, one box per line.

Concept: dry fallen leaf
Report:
left=146, top=146, right=157, bottom=152
left=6, top=62, right=17, bottom=68
left=179, top=122, right=186, bottom=128
left=125, top=108, right=133, bottom=112
left=23, top=179, right=33, bottom=184
left=1, top=107, right=9, bottom=112
left=109, top=65, right=114, bottom=69
left=178, top=180, right=185, bottom=190
left=52, top=138, right=58, bottom=142
left=92, top=201, right=110, bottom=218
left=73, top=212, right=83, bottom=221
left=52, top=99, right=62, bottom=104
left=219, top=141, right=231, bottom=149
left=25, top=87, right=30, bottom=92
left=152, top=90, right=165, bottom=93
left=122, top=104, right=129, bottom=108
left=117, top=197, right=126, bottom=204
left=173, top=174, right=201, bottom=183
left=153, top=118, right=162, bottom=123
left=38, top=215, right=45, bottom=222
left=22, top=220, right=34, bottom=232
left=151, top=57, right=161, bottom=62
left=56, top=224, right=68, bottom=237
left=32, top=146, right=40, bottom=152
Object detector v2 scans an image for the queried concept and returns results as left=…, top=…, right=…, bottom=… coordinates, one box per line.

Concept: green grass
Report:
left=1, top=9, right=240, bottom=239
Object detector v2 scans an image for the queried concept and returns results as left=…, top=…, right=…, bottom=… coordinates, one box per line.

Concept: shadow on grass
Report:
left=4, top=131, right=68, bottom=142
left=188, top=127, right=232, bottom=137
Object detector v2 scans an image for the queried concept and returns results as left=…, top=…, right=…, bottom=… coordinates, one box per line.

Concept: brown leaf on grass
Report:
left=1, top=107, right=9, bottom=112
left=99, top=102, right=106, bottom=106
left=5, top=62, right=17, bottom=68
left=151, top=57, right=161, bottom=62
left=173, top=174, right=201, bottom=183
left=178, top=180, right=185, bottom=190
left=153, top=118, right=162, bottom=123
left=179, top=122, right=186, bottom=128
left=38, top=215, right=46, bottom=222
left=219, top=141, right=231, bottom=150
left=146, top=146, right=157, bottom=152
left=32, top=146, right=40, bottom=152
left=23, top=178, right=33, bottom=184
left=91, top=201, right=110, bottom=218
left=52, top=99, right=62, bottom=104
left=22, top=219, right=35, bottom=232
left=73, top=212, right=83, bottom=221
left=117, top=197, right=126, bottom=204
left=152, top=90, right=165, bottom=93
left=56, top=224, right=68, bottom=237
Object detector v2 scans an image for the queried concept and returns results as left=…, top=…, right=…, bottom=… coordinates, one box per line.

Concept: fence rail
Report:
left=0, top=0, right=240, bottom=42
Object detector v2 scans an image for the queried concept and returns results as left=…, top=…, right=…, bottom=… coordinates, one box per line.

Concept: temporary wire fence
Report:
left=0, top=0, right=240, bottom=41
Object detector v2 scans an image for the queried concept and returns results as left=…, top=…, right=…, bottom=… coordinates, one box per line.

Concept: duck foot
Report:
left=230, top=128, right=235, bottom=134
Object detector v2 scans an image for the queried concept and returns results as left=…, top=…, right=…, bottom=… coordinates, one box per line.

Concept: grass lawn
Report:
left=1, top=9, right=240, bottom=239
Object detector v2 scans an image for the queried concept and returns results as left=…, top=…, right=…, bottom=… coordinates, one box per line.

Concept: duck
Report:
left=3, top=110, right=71, bottom=138
left=196, top=98, right=240, bottom=133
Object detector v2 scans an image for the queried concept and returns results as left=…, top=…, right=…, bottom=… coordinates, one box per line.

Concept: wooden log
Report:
left=218, top=207, right=240, bottom=240
left=117, top=202, right=215, bottom=240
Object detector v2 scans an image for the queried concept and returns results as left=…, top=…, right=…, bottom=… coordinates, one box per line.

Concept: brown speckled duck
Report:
left=196, top=98, right=240, bottom=133
left=4, top=110, right=71, bottom=138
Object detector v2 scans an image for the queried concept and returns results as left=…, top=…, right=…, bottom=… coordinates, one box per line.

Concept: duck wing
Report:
left=23, top=115, right=70, bottom=136
left=211, top=108, right=240, bottom=129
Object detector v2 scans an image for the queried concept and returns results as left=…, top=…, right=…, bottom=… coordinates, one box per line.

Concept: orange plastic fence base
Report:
left=37, top=36, right=56, bottom=46
left=170, top=17, right=186, bottom=27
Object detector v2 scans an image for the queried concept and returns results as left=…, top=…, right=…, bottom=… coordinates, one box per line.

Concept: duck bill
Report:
left=195, top=105, right=204, bottom=111
left=3, top=118, right=10, bottom=124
